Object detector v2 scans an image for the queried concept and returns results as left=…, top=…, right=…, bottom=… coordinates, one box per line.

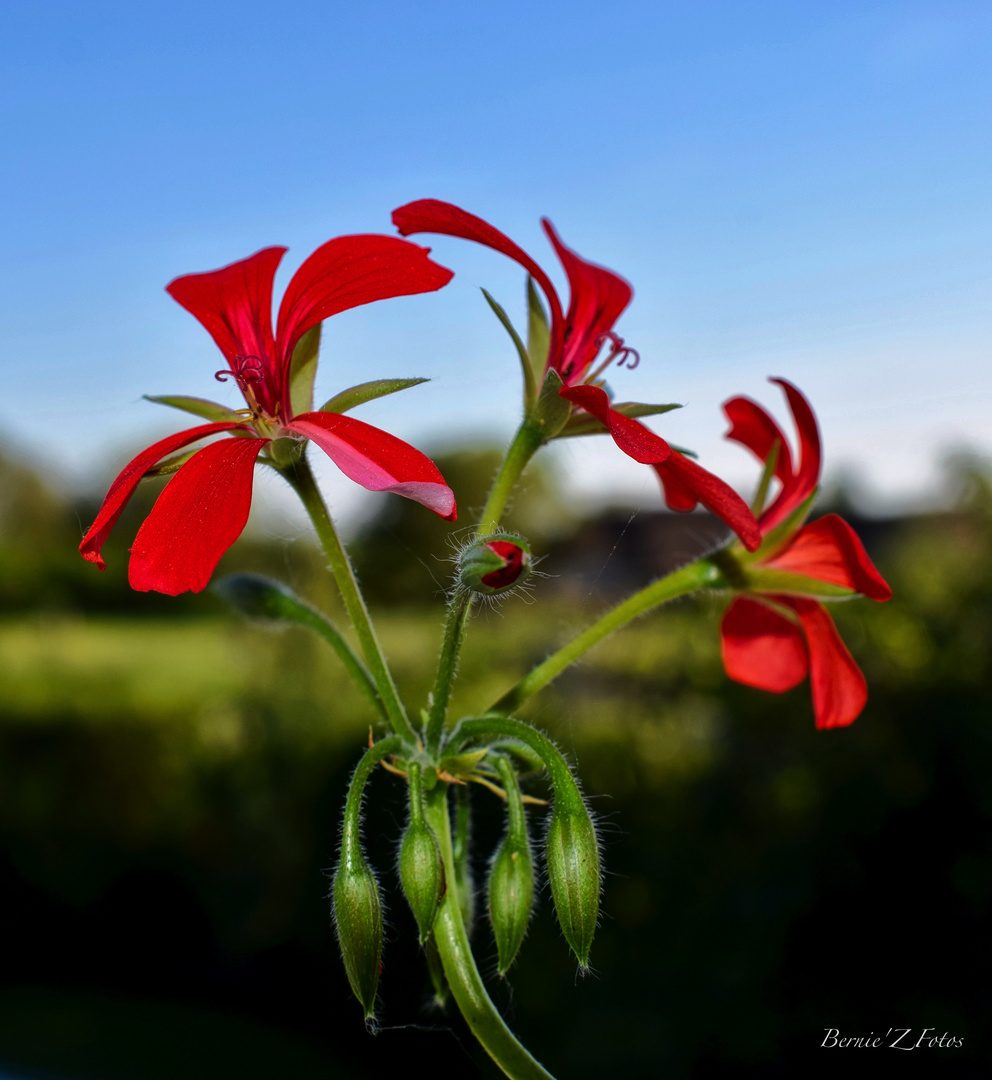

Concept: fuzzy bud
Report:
left=399, top=763, right=445, bottom=944
left=458, top=534, right=531, bottom=595
left=488, top=757, right=535, bottom=974
left=332, top=843, right=383, bottom=1019
left=545, top=785, right=601, bottom=969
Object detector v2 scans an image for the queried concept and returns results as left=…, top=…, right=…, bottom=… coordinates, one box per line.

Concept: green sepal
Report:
left=143, top=449, right=199, bottom=477
left=288, top=323, right=321, bottom=416
left=526, top=277, right=550, bottom=386
left=438, top=748, right=489, bottom=780
left=267, top=436, right=303, bottom=469
left=741, top=568, right=856, bottom=599
left=529, top=368, right=571, bottom=440
left=318, top=377, right=429, bottom=414
left=742, top=489, right=819, bottom=565
left=481, top=288, right=537, bottom=409
left=554, top=399, right=683, bottom=439
left=751, top=438, right=781, bottom=518
left=143, top=394, right=244, bottom=424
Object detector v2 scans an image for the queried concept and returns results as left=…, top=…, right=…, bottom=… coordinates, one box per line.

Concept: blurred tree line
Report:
left=0, top=440, right=989, bottom=1078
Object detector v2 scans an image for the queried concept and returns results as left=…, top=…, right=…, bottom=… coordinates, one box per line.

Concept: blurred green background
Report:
left=0, top=442, right=989, bottom=1078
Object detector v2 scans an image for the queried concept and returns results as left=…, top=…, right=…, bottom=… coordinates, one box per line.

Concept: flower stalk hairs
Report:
left=79, top=209, right=891, bottom=1080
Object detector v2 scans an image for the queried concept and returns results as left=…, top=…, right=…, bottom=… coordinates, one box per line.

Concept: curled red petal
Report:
left=653, top=453, right=762, bottom=552
left=723, top=395, right=795, bottom=489
left=762, top=378, right=821, bottom=529
left=287, top=412, right=456, bottom=520
left=166, top=248, right=285, bottom=370
left=720, top=596, right=809, bottom=692
left=765, top=514, right=892, bottom=601
left=392, top=199, right=566, bottom=362
left=783, top=596, right=868, bottom=729
left=541, top=220, right=632, bottom=383
left=128, top=436, right=267, bottom=595
left=559, top=384, right=672, bottom=464
left=79, top=422, right=249, bottom=571
left=276, top=234, right=454, bottom=384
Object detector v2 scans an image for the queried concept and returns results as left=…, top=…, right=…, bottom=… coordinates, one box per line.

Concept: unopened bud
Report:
left=545, top=783, right=601, bottom=969
left=332, top=843, right=383, bottom=1020
left=399, top=763, right=445, bottom=944
left=458, top=534, right=531, bottom=595
left=488, top=757, right=535, bottom=974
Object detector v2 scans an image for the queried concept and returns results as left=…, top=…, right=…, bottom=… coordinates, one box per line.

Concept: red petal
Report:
left=128, top=436, right=267, bottom=595
left=654, top=453, right=762, bottom=552
left=276, top=234, right=454, bottom=381
left=653, top=461, right=698, bottom=512
left=723, top=395, right=795, bottom=487
left=287, top=412, right=456, bottom=520
left=720, top=596, right=808, bottom=692
left=765, top=514, right=892, bottom=600
left=166, top=248, right=285, bottom=368
left=785, top=597, right=868, bottom=729
left=392, top=199, right=566, bottom=362
left=79, top=422, right=248, bottom=571
left=763, top=378, right=821, bottom=529
left=559, top=384, right=673, bottom=464
left=541, top=220, right=632, bottom=383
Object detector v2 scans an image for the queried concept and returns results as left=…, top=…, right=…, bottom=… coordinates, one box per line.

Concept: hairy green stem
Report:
left=423, top=785, right=556, bottom=1080
left=286, top=456, right=415, bottom=741
left=489, top=556, right=725, bottom=715
left=341, top=735, right=405, bottom=850
left=476, top=422, right=544, bottom=537
left=287, top=600, right=388, bottom=724
left=426, top=589, right=473, bottom=755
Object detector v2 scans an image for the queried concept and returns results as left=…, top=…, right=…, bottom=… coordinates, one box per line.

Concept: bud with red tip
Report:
left=458, top=533, right=531, bottom=596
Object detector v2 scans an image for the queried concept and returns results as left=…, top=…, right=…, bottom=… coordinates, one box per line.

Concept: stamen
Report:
left=585, top=332, right=641, bottom=384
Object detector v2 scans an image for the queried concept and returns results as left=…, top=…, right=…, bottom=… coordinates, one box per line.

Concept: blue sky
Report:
left=2, top=0, right=990, bottom=525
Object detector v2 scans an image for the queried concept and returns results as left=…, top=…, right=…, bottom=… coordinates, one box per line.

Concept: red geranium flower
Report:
left=80, top=235, right=457, bottom=595
left=718, top=379, right=891, bottom=728
left=392, top=199, right=760, bottom=552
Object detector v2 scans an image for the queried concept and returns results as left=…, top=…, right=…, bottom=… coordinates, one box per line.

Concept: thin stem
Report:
left=476, top=422, right=544, bottom=537
left=285, top=456, right=416, bottom=741
left=423, top=785, right=556, bottom=1080
left=341, top=735, right=406, bottom=851
left=489, top=556, right=725, bottom=715
left=426, top=588, right=473, bottom=755
left=287, top=600, right=389, bottom=725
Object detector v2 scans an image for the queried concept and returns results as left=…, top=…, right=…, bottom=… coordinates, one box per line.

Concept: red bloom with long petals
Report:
left=718, top=379, right=891, bottom=728
left=80, top=236, right=457, bottom=595
left=392, top=199, right=760, bottom=552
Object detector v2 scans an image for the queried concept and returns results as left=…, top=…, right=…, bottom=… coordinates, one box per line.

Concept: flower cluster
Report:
left=78, top=201, right=893, bottom=1080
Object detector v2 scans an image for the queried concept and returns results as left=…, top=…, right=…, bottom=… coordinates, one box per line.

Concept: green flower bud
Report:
left=458, top=533, right=531, bottom=595
left=488, top=757, right=535, bottom=974
left=332, top=841, right=383, bottom=1020
left=545, top=782, right=601, bottom=970
left=399, top=763, right=445, bottom=944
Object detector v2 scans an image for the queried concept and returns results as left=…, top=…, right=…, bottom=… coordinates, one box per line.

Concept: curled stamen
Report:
left=585, top=332, right=641, bottom=384
left=233, top=354, right=266, bottom=381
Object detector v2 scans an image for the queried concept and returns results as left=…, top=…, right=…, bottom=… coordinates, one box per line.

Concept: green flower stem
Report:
left=425, top=588, right=473, bottom=755
left=489, top=556, right=725, bottom=715
left=447, top=716, right=575, bottom=795
left=423, top=784, right=556, bottom=1080
left=286, top=456, right=416, bottom=742
left=280, top=594, right=388, bottom=725
left=342, top=735, right=406, bottom=850
left=476, top=421, right=544, bottom=537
